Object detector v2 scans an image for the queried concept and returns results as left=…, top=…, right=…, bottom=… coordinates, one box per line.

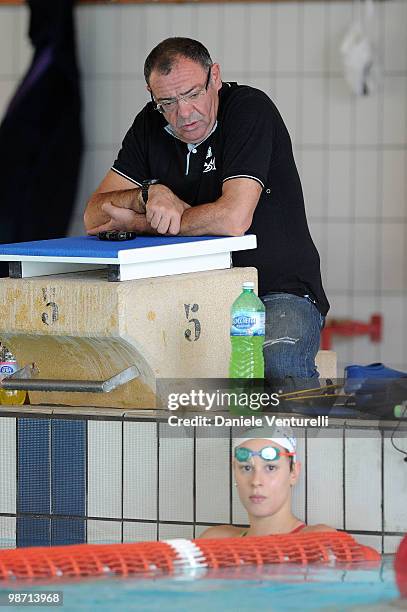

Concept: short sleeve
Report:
left=111, top=108, right=149, bottom=186
left=221, top=88, right=275, bottom=189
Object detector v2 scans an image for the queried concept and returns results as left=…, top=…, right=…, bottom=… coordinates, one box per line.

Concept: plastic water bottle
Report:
left=229, top=282, right=265, bottom=378
left=0, top=345, right=26, bottom=406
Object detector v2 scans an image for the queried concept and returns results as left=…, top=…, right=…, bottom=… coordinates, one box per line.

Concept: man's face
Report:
left=148, top=57, right=222, bottom=144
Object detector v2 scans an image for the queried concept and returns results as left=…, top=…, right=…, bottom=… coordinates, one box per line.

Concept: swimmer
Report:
left=200, top=426, right=336, bottom=538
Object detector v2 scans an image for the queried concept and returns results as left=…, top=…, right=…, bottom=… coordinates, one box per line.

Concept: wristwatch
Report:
left=141, top=179, right=160, bottom=209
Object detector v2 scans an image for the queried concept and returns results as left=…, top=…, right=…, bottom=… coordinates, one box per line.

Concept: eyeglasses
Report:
left=234, top=446, right=295, bottom=463
left=151, top=67, right=212, bottom=114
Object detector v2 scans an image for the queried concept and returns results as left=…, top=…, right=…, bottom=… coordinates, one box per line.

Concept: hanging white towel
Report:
left=340, top=0, right=377, bottom=96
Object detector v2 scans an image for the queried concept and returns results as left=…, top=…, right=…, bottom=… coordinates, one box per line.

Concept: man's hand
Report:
left=145, top=184, right=190, bottom=235
left=87, top=202, right=144, bottom=235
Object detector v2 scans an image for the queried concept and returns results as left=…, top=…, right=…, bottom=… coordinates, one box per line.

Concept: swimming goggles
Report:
left=234, top=446, right=295, bottom=462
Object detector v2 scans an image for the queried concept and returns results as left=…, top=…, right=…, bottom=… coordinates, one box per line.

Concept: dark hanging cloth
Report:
left=0, top=0, right=83, bottom=277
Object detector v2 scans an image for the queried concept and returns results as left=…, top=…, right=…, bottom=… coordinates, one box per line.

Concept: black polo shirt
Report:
left=112, top=83, right=329, bottom=316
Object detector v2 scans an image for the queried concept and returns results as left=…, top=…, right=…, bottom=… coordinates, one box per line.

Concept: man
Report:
left=84, top=37, right=329, bottom=385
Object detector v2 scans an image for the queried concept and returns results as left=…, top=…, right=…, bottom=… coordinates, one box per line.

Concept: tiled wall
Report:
left=0, top=414, right=406, bottom=553
left=0, top=1, right=406, bottom=373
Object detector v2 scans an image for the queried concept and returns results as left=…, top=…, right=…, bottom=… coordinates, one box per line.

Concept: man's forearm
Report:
left=178, top=200, right=246, bottom=237
left=84, top=188, right=143, bottom=231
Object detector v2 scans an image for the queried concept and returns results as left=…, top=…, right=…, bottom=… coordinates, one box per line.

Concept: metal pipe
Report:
left=0, top=365, right=139, bottom=393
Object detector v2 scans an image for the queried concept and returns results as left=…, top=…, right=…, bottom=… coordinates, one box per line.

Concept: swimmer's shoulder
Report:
left=302, top=524, right=337, bottom=533
left=198, top=525, right=245, bottom=539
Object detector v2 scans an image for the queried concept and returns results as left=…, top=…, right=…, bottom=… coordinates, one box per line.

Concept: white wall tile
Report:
left=326, top=223, right=351, bottom=293
left=196, top=432, right=229, bottom=524
left=328, top=294, right=352, bottom=319
left=384, top=1, right=407, bottom=73
left=302, top=151, right=325, bottom=218
left=118, top=7, right=147, bottom=76
left=15, top=5, right=31, bottom=76
left=355, top=151, right=379, bottom=218
left=352, top=223, right=378, bottom=292
left=379, top=296, right=405, bottom=366
left=0, top=417, right=15, bottom=514
left=350, top=295, right=382, bottom=366
left=222, top=5, right=248, bottom=74
left=247, top=5, right=275, bottom=74
left=382, top=150, right=407, bottom=219
left=327, top=3, right=353, bottom=73
left=384, top=535, right=404, bottom=554
left=384, top=436, right=407, bottom=533
left=87, top=421, right=122, bottom=519
left=123, top=522, right=156, bottom=543
left=195, top=6, right=224, bottom=65
left=85, top=6, right=120, bottom=76
left=324, top=294, right=354, bottom=375
left=123, top=422, right=157, bottom=521
left=307, top=435, right=343, bottom=529
left=82, top=78, right=116, bottom=147
left=328, top=77, right=353, bottom=146
left=327, top=151, right=352, bottom=219
left=168, top=5, right=196, bottom=41
left=275, top=4, right=300, bottom=73
left=72, top=149, right=96, bottom=218
left=87, top=519, right=121, bottom=544
left=355, top=94, right=380, bottom=147
left=381, top=223, right=405, bottom=292
left=345, top=431, right=381, bottom=531
left=159, top=523, right=194, bottom=540
left=159, top=425, right=193, bottom=522
left=302, top=77, right=325, bottom=145
left=0, top=516, right=16, bottom=549
left=144, top=6, right=176, bottom=51
left=383, top=76, right=407, bottom=146
left=0, top=9, right=16, bottom=75
left=303, top=3, right=326, bottom=74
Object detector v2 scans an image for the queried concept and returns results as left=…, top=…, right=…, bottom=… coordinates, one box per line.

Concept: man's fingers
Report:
left=157, top=216, right=171, bottom=234
left=168, top=215, right=180, bottom=235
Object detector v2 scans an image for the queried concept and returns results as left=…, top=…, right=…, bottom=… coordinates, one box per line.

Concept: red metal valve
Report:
left=321, top=313, right=382, bottom=351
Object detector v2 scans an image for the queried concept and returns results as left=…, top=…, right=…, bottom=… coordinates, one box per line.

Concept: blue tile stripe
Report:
left=17, top=418, right=50, bottom=547
left=51, top=419, right=86, bottom=545
left=16, top=417, right=86, bottom=547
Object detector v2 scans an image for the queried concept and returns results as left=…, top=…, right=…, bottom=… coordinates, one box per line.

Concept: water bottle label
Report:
left=231, top=312, right=265, bottom=336
left=0, top=361, right=18, bottom=378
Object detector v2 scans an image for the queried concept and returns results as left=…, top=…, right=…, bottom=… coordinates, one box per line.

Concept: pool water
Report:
left=1, top=558, right=400, bottom=612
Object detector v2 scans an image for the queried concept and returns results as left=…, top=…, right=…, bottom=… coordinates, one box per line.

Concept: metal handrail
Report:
left=0, top=364, right=139, bottom=393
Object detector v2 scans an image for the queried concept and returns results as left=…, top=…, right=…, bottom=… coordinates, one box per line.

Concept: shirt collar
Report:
left=164, top=121, right=218, bottom=149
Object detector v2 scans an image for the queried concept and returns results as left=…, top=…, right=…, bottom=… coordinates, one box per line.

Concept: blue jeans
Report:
left=261, top=292, right=325, bottom=387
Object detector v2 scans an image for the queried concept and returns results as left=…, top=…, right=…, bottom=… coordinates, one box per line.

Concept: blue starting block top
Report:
left=0, top=235, right=256, bottom=281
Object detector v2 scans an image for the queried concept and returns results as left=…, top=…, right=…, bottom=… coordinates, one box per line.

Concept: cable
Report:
left=390, top=403, right=407, bottom=462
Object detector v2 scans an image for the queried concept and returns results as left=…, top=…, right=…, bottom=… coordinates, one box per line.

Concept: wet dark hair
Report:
left=144, top=37, right=213, bottom=85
